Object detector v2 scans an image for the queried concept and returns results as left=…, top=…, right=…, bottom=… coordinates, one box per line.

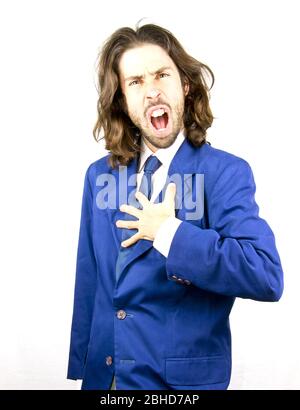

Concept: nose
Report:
left=146, top=88, right=161, bottom=100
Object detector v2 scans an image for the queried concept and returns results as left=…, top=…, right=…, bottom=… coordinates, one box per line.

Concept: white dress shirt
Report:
left=136, top=132, right=184, bottom=258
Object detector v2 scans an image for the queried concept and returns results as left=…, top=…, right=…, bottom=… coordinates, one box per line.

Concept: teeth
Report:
left=151, top=108, right=165, bottom=118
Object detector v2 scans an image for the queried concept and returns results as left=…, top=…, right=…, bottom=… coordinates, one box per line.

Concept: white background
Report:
left=0, top=0, right=299, bottom=390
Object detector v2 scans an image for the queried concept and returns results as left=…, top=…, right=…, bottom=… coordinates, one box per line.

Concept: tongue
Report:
left=152, top=113, right=168, bottom=130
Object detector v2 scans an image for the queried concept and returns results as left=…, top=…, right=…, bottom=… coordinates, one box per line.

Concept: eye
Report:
left=159, top=73, right=170, bottom=79
left=129, top=80, right=139, bottom=86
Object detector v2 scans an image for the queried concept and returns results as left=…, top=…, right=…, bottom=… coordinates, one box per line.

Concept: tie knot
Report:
left=143, top=155, right=162, bottom=175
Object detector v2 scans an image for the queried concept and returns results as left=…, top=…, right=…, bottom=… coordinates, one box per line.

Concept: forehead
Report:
left=118, top=44, right=176, bottom=79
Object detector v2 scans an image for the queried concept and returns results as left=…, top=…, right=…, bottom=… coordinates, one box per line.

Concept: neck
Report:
left=143, top=139, right=158, bottom=153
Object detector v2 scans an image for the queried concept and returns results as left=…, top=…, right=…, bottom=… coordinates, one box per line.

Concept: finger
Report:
left=120, top=204, right=141, bottom=218
left=135, top=191, right=150, bottom=208
left=116, top=220, right=138, bottom=229
left=121, top=232, right=141, bottom=247
left=164, top=183, right=176, bottom=206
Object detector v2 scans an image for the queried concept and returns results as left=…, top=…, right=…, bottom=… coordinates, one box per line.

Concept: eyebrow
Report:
left=124, top=66, right=173, bottom=82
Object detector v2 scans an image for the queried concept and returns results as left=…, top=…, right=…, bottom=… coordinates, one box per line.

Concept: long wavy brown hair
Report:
left=93, top=23, right=214, bottom=169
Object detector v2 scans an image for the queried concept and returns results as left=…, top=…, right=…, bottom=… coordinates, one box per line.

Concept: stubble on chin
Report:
left=142, top=131, right=179, bottom=150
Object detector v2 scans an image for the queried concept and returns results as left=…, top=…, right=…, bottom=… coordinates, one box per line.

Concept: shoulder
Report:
left=202, top=143, right=251, bottom=171
left=84, top=153, right=113, bottom=183
left=198, top=143, right=255, bottom=195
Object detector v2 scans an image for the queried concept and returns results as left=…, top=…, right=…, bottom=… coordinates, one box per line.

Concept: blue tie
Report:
left=139, top=155, right=162, bottom=200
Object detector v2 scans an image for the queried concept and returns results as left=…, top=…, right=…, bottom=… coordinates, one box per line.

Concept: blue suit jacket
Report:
left=67, top=139, right=284, bottom=390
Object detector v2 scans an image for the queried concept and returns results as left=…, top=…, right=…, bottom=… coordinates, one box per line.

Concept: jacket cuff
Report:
left=67, top=363, right=84, bottom=380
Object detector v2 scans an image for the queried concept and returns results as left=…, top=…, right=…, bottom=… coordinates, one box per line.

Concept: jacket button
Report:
left=184, top=280, right=191, bottom=285
left=105, top=356, right=113, bottom=366
left=117, top=309, right=127, bottom=320
left=171, top=275, right=178, bottom=280
left=177, top=278, right=184, bottom=283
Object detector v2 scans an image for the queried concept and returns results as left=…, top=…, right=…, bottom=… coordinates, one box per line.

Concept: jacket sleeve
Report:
left=67, top=164, right=97, bottom=380
left=165, top=158, right=284, bottom=301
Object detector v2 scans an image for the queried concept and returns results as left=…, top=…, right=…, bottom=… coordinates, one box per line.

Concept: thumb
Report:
left=164, top=182, right=176, bottom=207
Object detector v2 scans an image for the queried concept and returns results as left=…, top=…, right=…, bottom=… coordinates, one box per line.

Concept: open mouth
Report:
left=151, top=109, right=169, bottom=130
left=147, top=105, right=172, bottom=136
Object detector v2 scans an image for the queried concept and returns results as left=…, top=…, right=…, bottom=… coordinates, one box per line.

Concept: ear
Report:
left=184, top=80, right=190, bottom=96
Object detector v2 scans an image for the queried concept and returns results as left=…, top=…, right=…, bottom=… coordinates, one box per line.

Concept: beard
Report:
left=127, top=97, right=185, bottom=150
left=142, top=127, right=180, bottom=150
left=142, top=123, right=181, bottom=149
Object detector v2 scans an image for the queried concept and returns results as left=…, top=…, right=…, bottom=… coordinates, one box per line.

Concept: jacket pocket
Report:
left=165, top=356, right=229, bottom=386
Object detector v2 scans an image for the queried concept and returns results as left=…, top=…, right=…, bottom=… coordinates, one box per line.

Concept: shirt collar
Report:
left=138, top=130, right=186, bottom=173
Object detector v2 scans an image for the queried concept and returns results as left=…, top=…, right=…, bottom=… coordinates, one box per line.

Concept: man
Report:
left=67, top=23, right=284, bottom=390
